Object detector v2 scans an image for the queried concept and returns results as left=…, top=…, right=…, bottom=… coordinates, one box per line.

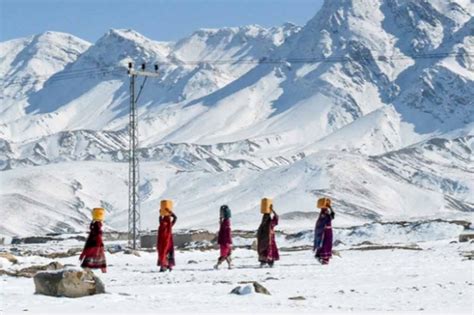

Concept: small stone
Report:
left=230, top=286, right=242, bottom=295
left=289, top=296, right=306, bottom=300
left=253, top=282, right=271, bottom=295
left=231, top=281, right=271, bottom=295
left=107, top=244, right=124, bottom=254
left=265, top=277, right=279, bottom=281
left=118, top=292, right=131, bottom=296
left=240, top=285, right=254, bottom=295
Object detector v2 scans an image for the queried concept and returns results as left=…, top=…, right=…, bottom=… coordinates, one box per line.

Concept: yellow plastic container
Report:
left=260, top=198, right=272, bottom=214
left=317, top=198, right=331, bottom=209
left=160, top=200, right=173, bottom=216
left=92, top=207, right=105, bottom=221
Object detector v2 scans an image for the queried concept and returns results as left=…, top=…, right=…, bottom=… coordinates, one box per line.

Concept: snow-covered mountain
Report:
left=0, top=32, right=90, bottom=123
left=1, top=0, right=473, bottom=236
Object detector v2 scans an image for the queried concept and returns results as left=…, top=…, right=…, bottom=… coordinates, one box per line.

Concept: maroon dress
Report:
left=157, top=215, right=176, bottom=269
left=80, top=221, right=107, bottom=272
left=218, top=218, right=232, bottom=258
left=257, top=213, right=280, bottom=264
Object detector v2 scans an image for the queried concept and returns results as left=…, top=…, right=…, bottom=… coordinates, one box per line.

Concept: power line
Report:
left=155, top=51, right=474, bottom=65
left=1, top=51, right=472, bottom=88
left=1, top=68, right=124, bottom=87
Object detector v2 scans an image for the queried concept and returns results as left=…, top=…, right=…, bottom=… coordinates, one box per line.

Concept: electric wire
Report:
left=1, top=51, right=472, bottom=88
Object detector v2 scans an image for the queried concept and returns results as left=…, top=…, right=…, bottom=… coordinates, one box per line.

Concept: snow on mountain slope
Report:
left=0, top=25, right=299, bottom=143
left=393, top=22, right=474, bottom=134
left=0, top=0, right=473, bottom=237
left=374, top=134, right=474, bottom=206
left=381, top=0, right=473, bottom=54
left=162, top=0, right=472, bottom=146
left=160, top=0, right=410, bottom=145
left=302, top=106, right=403, bottom=155
left=0, top=32, right=90, bottom=123
left=0, top=129, right=307, bottom=173
left=0, top=162, right=130, bottom=236
left=172, top=24, right=301, bottom=76
left=2, top=134, right=472, bottom=236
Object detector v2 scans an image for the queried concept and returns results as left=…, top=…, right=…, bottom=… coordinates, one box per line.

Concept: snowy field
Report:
left=1, top=239, right=472, bottom=314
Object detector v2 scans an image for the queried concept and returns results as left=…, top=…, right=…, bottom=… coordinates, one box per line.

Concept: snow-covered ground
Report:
left=1, top=232, right=472, bottom=314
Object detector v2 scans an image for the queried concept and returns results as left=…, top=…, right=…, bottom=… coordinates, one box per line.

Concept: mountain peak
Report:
left=0, top=30, right=90, bottom=80
left=75, top=28, right=170, bottom=68
left=103, top=28, right=150, bottom=43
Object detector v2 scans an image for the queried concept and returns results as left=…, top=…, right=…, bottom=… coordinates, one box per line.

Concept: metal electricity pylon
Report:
left=127, top=62, right=159, bottom=249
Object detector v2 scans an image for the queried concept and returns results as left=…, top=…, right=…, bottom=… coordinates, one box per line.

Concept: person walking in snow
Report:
left=79, top=207, right=107, bottom=273
left=314, top=198, right=335, bottom=265
left=257, top=205, right=280, bottom=267
left=157, top=206, right=177, bottom=272
left=214, top=205, right=233, bottom=269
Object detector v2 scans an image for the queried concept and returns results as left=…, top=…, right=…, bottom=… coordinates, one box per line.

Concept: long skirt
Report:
left=80, top=246, right=107, bottom=271
left=258, top=233, right=279, bottom=263
left=315, top=227, right=333, bottom=264
left=219, top=243, right=232, bottom=259
left=157, top=238, right=175, bottom=268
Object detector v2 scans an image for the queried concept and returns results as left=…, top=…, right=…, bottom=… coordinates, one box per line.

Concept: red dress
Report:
left=80, top=221, right=107, bottom=272
left=218, top=218, right=232, bottom=258
left=157, top=215, right=176, bottom=269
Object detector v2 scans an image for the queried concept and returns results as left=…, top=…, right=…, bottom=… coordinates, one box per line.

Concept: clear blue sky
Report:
left=0, top=0, right=324, bottom=43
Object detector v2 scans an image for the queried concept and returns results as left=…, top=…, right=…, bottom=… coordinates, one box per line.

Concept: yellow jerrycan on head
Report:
left=92, top=207, right=105, bottom=221
left=317, top=198, right=331, bottom=209
left=260, top=198, right=273, bottom=214
left=160, top=200, right=173, bottom=216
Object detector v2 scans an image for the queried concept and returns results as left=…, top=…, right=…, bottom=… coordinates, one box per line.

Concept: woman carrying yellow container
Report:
left=257, top=198, right=280, bottom=268
left=79, top=207, right=107, bottom=273
left=157, top=200, right=177, bottom=272
left=314, top=198, right=335, bottom=265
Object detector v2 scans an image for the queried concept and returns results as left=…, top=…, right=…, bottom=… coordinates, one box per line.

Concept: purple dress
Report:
left=314, top=209, right=333, bottom=264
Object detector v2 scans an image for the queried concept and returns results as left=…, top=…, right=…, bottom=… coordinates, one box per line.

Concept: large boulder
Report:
left=34, top=268, right=105, bottom=298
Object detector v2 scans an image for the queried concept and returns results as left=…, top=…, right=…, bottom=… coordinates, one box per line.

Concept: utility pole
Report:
left=127, top=62, right=159, bottom=249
